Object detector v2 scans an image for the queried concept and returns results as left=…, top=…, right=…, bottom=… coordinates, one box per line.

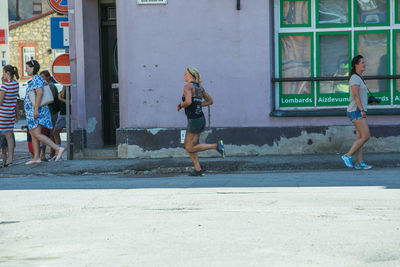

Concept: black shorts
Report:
left=187, top=116, right=206, bottom=134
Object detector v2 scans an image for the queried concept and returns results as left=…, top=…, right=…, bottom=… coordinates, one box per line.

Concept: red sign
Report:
left=52, top=54, right=71, bottom=85
left=0, top=29, right=6, bottom=44
left=48, top=0, right=69, bottom=15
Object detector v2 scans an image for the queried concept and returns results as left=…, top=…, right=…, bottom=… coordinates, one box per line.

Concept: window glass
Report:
left=397, top=0, right=400, bottom=23
left=396, top=33, right=400, bottom=93
left=318, top=34, right=350, bottom=94
left=317, top=0, right=349, bottom=26
left=355, top=0, right=388, bottom=25
left=356, top=32, right=388, bottom=93
left=22, top=47, right=35, bottom=77
left=281, top=35, right=312, bottom=95
left=282, top=1, right=309, bottom=26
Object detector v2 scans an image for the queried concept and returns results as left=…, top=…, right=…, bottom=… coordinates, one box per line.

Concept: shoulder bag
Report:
left=28, top=85, right=54, bottom=108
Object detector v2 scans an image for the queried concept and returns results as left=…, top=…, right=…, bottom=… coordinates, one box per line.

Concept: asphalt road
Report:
left=1, top=169, right=399, bottom=267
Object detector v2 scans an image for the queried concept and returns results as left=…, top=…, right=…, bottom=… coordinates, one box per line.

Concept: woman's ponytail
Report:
left=349, top=55, right=363, bottom=80
left=13, top=66, right=19, bottom=80
left=3, top=65, right=19, bottom=81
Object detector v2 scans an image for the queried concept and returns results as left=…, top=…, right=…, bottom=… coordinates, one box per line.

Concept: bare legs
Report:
left=4, top=130, right=14, bottom=164
left=347, top=118, right=370, bottom=163
left=27, top=125, right=64, bottom=164
left=184, top=132, right=218, bottom=171
left=50, top=126, right=63, bottom=158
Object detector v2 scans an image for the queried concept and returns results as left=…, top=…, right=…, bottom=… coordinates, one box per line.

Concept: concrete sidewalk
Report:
left=0, top=152, right=399, bottom=177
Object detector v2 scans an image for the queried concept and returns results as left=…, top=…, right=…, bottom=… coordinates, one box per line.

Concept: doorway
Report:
left=100, top=3, right=119, bottom=146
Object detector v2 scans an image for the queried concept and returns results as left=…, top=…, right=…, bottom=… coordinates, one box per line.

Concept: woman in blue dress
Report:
left=24, top=60, right=64, bottom=164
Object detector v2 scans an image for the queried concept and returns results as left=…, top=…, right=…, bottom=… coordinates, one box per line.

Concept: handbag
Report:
left=28, top=85, right=54, bottom=108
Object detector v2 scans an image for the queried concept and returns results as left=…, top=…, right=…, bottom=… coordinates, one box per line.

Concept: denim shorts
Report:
left=347, top=108, right=363, bottom=122
left=55, top=114, right=66, bottom=128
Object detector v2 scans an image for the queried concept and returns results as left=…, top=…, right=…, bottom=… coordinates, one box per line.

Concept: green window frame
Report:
left=279, top=32, right=314, bottom=107
left=280, top=0, right=311, bottom=28
left=316, top=0, right=351, bottom=28
left=393, top=30, right=400, bottom=104
left=354, top=30, right=391, bottom=105
left=316, top=31, right=351, bottom=106
left=353, top=0, right=390, bottom=27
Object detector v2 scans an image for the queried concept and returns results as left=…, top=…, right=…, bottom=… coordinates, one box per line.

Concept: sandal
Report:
left=25, top=160, right=42, bottom=165
left=3, top=163, right=14, bottom=168
left=55, top=147, right=65, bottom=162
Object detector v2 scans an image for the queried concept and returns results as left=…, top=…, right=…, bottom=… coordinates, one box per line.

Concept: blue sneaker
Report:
left=341, top=154, right=353, bottom=168
left=189, top=169, right=205, bottom=176
left=354, top=161, right=372, bottom=170
left=216, top=140, right=225, bottom=159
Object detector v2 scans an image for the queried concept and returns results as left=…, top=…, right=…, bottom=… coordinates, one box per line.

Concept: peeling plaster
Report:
left=117, top=126, right=400, bottom=158
left=148, top=128, right=166, bottom=135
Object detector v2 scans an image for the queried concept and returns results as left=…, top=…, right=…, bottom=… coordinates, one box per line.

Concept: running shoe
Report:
left=354, top=161, right=372, bottom=170
left=341, top=154, right=353, bottom=168
left=189, top=169, right=205, bottom=176
left=216, top=140, right=226, bottom=159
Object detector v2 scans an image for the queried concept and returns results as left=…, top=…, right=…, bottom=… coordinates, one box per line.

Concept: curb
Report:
left=1, top=153, right=399, bottom=177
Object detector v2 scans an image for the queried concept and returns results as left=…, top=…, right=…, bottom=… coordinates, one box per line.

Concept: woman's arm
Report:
left=58, top=86, right=66, bottom=103
left=15, top=103, right=19, bottom=122
left=177, top=84, right=193, bottom=111
left=351, top=84, right=366, bottom=117
left=33, top=87, right=43, bottom=119
left=0, top=90, right=5, bottom=106
left=201, top=89, right=213, bottom=107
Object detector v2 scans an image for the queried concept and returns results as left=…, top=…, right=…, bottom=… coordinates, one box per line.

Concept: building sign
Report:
left=52, top=54, right=71, bottom=85
left=48, top=0, right=68, bottom=15
left=0, top=29, right=6, bottom=44
left=51, top=17, right=69, bottom=49
left=137, top=0, right=167, bottom=4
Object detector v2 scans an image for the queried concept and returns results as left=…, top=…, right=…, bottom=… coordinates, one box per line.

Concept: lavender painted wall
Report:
left=70, top=0, right=103, bottom=147
left=117, top=0, right=274, bottom=128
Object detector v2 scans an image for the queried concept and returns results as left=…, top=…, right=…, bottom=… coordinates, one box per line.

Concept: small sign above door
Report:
left=137, top=0, right=167, bottom=4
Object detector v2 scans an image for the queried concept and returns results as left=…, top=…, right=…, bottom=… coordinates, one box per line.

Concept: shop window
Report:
left=316, top=0, right=351, bottom=28
left=22, top=47, right=35, bottom=77
left=355, top=31, right=390, bottom=105
left=280, top=0, right=311, bottom=27
left=394, top=31, right=400, bottom=104
left=354, top=0, right=389, bottom=27
left=316, top=32, right=351, bottom=106
left=275, top=0, right=399, bottom=110
left=279, top=33, right=314, bottom=107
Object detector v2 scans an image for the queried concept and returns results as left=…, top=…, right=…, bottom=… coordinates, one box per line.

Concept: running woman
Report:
left=177, top=66, right=225, bottom=176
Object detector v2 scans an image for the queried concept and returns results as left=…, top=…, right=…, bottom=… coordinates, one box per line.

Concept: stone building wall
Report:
left=9, top=11, right=63, bottom=81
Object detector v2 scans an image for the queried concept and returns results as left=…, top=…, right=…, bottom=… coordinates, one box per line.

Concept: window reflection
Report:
left=318, top=0, right=348, bottom=25
left=282, top=1, right=309, bottom=25
left=281, top=35, right=311, bottom=94
left=396, top=33, right=400, bottom=92
left=357, top=33, right=388, bottom=92
left=318, top=34, right=349, bottom=94
left=356, top=0, right=387, bottom=24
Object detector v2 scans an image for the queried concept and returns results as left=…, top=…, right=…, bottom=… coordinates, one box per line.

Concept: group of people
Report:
left=0, top=59, right=65, bottom=167
left=0, top=56, right=374, bottom=173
